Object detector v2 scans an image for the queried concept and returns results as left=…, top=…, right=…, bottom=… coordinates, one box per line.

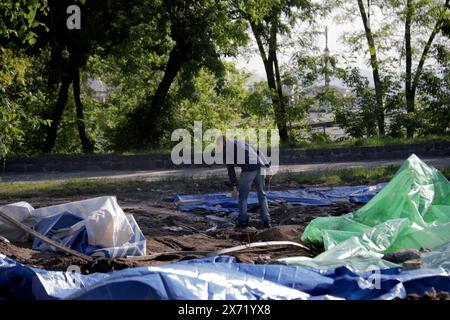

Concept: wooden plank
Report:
left=211, top=241, right=311, bottom=256
left=0, top=210, right=93, bottom=262
left=125, top=250, right=210, bottom=261
left=125, top=241, right=311, bottom=261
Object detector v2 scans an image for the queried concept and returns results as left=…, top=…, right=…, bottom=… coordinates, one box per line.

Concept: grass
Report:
left=286, top=135, right=450, bottom=150
left=1, top=165, right=449, bottom=202
left=0, top=175, right=225, bottom=201
left=6, top=148, right=174, bottom=159
left=271, top=166, right=402, bottom=186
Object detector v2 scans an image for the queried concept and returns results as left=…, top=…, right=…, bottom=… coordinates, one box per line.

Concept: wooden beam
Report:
left=125, top=241, right=311, bottom=261
left=0, top=210, right=93, bottom=262
left=211, top=241, right=311, bottom=256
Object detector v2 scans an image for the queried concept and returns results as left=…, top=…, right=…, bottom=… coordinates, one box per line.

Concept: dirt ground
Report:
left=0, top=181, right=363, bottom=274
left=2, top=182, right=449, bottom=300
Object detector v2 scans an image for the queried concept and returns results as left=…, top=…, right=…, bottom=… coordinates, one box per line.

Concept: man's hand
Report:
left=231, top=186, right=238, bottom=199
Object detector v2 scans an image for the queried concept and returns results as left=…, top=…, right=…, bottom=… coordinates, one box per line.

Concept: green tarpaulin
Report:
left=280, top=154, right=450, bottom=271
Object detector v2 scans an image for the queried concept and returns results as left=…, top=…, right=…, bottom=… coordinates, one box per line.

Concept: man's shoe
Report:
left=263, top=221, right=272, bottom=229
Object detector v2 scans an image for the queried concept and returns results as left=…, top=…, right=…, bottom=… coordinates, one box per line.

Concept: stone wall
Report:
left=280, top=141, right=450, bottom=164
left=4, top=141, right=450, bottom=174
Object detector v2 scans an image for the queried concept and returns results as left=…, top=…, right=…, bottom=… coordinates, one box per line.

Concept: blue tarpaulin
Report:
left=32, top=212, right=146, bottom=259
left=0, top=254, right=448, bottom=300
left=175, top=184, right=387, bottom=213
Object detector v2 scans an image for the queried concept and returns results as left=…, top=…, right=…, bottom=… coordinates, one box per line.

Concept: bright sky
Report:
left=226, top=2, right=447, bottom=88
left=228, top=14, right=374, bottom=86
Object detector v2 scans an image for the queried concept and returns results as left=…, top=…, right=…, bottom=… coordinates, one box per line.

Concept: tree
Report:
left=356, top=0, right=385, bottom=135
left=414, top=44, right=450, bottom=135
left=403, top=0, right=449, bottom=137
left=129, top=0, right=248, bottom=147
left=231, top=0, right=317, bottom=143
left=0, top=0, right=47, bottom=46
left=38, top=0, right=142, bottom=153
left=333, top=67, right=379, bottom=138
left=81, top=20, right=175, bottom=152
left=338, top=0, right=449, bottom=137
left=172, top=64, right=251, bottom=136
left=1, top=0, right=48, bottom=160
left=336, top=0, right=390, bottom=136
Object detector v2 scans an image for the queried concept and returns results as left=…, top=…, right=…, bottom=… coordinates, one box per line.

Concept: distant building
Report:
left=87, top=79, right=108, bottom=103
left=285, top=27, right=352, bottom=140
left=302, top=85, right=351, bottom=140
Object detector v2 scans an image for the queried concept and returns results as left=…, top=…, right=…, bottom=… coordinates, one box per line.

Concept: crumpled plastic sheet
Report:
left=0, top=196, right=146, bottom=258
left=0, top=255, right=449, bottom=300
left=32, top=196, right=134, bottom=248
left=296, top=154, right=450, bottom=271
left=32, top=212, right=146, bottom=259
left=175, top=184, right=386, bottom=213
left=422, top=241, right=450, bottom=269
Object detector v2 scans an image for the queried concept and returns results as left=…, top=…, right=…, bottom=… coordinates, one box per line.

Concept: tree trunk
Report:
left=43, top=75, right=71, bottom=153
left=405, top=0, right=414, bottom=137
left=250, top=21, right=288, bottom=143
left=272, top=52, right=288, bottom=142
left=146, top=44, right=185, bottom=140
left=411, top=0, right=449, bottom=107
left=72, top=66, right=94, bottom=153
left=357, top=0, right=385, bottom=135
left=404, top=0, right=448, bottom=137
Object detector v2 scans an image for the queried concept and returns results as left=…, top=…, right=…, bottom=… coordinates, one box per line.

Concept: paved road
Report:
left=2, top=156, right=449, bottom=183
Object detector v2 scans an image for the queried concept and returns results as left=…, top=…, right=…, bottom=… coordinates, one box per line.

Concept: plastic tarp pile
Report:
left=422, top=242, right=450, bottom=269
left=175, top=184, right=386, bottom=213
left=0, top=254, right=449, bottom=300
left=283, top=154, right=450, bottom=271
left=0, top=196, right=146, bottom=259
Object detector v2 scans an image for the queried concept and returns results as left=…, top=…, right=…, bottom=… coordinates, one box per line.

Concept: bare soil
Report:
left=2, top=186, right=448, bottom=300
left=0, top=185, right=362, bottom=274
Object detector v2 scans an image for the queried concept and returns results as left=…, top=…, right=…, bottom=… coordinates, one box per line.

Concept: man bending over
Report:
left=216, top=135, right=272, bottom=229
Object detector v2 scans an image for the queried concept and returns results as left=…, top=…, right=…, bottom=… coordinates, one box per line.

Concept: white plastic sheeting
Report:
left=0, top=202, right=34, bottom=242
left=32, top=196, right=133, bottom=248
left=0, top=196, right=134, bottom=249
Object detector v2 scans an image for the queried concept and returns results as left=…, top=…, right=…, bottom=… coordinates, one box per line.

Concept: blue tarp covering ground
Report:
left=0, top=254, right=448, bottom=300
left=175, top=183, right=387, bottom=213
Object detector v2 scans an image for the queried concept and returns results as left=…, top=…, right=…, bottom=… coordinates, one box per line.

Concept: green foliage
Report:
left=0, top=1, right=48, bottom=158
left=243, top=82, right=274, bottom=119
left=0, top=0, right=48, bottom=46
left=174, top=66, right=244, bottom=133
left=332, top=68, right=378, bottom=138
left=415, top=45, right=450, bottom=135
left=1, top=0, right=449, bottom=156
left=283, top=135, right=450, bottom=155
left=388, top=43, right=449, bottom=137
left=109, top=0, right=251, bottom=148
left=79, top=13, right=171, bottom=152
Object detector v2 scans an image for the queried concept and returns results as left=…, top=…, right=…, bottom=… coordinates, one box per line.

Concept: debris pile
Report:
left=0, top=154, right=449, bottom=300
left=282, top=154, right=450, bottom=271
left=0, top=196, right=146, bottom=259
